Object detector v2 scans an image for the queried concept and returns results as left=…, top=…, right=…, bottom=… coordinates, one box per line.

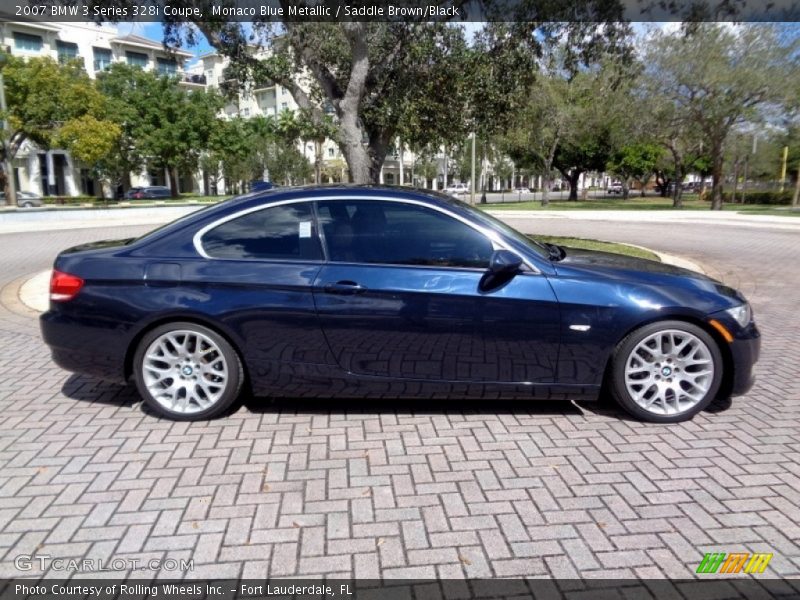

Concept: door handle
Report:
left=323, top=280, right=368, bottom=295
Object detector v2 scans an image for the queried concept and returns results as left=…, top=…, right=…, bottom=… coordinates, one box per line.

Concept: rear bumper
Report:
left=40, top=310, right=128, bottom=383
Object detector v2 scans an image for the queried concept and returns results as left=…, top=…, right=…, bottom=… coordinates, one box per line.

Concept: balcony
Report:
left=180, top=73, right=207, bottom=87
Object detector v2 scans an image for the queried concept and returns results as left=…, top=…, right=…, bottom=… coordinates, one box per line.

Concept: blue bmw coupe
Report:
left=41, top=186, right=760, bottom=423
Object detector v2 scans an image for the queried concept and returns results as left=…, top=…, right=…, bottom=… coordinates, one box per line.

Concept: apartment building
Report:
left=1, top=21, right=200, bottom=197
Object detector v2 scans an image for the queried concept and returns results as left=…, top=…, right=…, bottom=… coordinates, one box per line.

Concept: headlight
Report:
left=724, top=303, right=752, bottom=328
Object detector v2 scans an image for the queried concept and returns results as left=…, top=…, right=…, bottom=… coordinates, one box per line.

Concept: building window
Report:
left=242, top=108, right=250, bottom=117
left=126, top=51, right=148, bottom=69
left=13, top=32, right=42, bottom=52
left=156, top=57, right=178, bottom=76
left=93, top=47, right=112, bottom=72
left=56, top=41, right=79, bottom=63
left=328, top=148, right=335, bottom=157
left=281, top=102, right=288, bottom=111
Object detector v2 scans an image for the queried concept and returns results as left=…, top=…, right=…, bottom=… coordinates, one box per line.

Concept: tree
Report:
left=0, top=54, right=105, bottom=202
left=645, top=24, right=798, bottom=210
left=156, top=4, right=630, bottom=184
left=205, top=117, right=257, bottom=194
left=607, top=142, right=662, bottom=199
left=54, top=115, right=122, bottom=197
left=97, top=64, right=223, bottom=197
left=247, top=115, right=313, bottom=186
left=501, top=77, right=570, bottom=206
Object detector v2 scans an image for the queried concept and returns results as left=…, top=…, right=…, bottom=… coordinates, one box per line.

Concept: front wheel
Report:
left=133, top=322, right=243, bottom=420
left=609, top=321, right=723, bottom=423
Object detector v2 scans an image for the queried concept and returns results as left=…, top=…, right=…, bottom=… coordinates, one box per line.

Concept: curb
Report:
left=1, top=271, right=44, bottom=319
left=617, top=243, right=706, bottom=274
left=12, top=244, right=708, bottom=315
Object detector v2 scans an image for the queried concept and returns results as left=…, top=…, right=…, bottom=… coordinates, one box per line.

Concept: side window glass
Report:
left=317, top=200, right=493, bottom=268
left=202, top=203, right=322, bottom=260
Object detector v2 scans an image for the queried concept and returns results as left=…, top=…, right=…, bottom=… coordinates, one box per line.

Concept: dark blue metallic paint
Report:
left=40, top=185, right=760, bottom=408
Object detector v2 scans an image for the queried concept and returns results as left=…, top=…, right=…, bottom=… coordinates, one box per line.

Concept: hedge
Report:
left=719, top=191, right=793, bottom=205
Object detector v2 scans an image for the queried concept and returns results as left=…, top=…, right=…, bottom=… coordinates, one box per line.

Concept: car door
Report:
left=193, top=200, right=336, bottom=383
left=312, top=198, right=560, bottom=384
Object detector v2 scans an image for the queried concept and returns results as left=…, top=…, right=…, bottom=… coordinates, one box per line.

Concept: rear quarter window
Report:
left=201, top=203, right=322, bottom=261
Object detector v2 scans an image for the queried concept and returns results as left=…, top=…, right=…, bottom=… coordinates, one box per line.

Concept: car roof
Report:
left=134, top=185, right=474, bottom=247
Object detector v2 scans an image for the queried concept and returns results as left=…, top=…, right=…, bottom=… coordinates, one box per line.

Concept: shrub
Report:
left=720, top=191, right=792, bottom=205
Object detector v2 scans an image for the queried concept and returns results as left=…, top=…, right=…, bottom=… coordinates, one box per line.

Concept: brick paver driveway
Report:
left=0, top=215, right=798, bottom=580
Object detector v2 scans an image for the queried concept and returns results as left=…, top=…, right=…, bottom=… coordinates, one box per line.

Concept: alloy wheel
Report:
left=141, top=330, right=229, bottom=415
left=623, top=329, right=715, bottom=416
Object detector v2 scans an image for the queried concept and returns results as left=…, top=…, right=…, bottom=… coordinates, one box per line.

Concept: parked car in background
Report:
left=682, top=181, right=703, bottom=193
left=41, top=185, right=760, bottom=424
left=514, top=187, right=531, bottom=194
left=0, top=190, right=44, bottom=207
left=124, top=186, right=172, bottom=200
left=445, top=183, right=469, bottom=196
left=606, top=182, right=624, bottom=194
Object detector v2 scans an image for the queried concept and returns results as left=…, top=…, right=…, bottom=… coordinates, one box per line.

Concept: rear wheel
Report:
left=610, top=320, right=723, bottom=423
left=133, top=322, right=243, bottom=420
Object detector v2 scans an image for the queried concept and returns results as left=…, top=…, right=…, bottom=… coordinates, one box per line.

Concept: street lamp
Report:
left=0, top=46, right=17, bottom=207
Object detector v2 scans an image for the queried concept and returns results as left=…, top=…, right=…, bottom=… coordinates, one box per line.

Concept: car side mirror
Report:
left=489, top=249, right=523, bottom=274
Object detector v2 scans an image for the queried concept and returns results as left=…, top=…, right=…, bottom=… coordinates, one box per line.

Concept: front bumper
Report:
left=728, top=322, right=760, bottom=396
left=709, top=313, right=761, bottom=397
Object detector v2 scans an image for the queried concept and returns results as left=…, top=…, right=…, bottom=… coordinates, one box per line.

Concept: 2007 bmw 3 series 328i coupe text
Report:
left=40, top=185, right=760, bottom=423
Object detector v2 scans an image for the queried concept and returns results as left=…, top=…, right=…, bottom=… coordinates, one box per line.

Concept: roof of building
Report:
left=110, top=34, right=192, bottom=57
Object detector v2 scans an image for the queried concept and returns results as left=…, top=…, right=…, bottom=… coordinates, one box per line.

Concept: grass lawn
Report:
left=487, top=196, right=799, bottom=215
left=530, top=235, right=660, bottom=262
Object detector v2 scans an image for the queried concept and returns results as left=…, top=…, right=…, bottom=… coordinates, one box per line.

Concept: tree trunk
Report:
left=169, top=167, right=180, bottom=198
left=710, top=148, right=724, bottom=210
left=672, top=165, right=685, bottom=209
left=541, top=175, right=550, bottom=207
left=314, top=140, right=322, bottom=185
left=565, top=170, right=581, bottom=201
left=622, top=180, right=630, bottom=200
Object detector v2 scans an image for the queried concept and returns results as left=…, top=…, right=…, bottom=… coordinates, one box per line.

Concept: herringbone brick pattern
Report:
left=0, top=220, right=798, bottom=579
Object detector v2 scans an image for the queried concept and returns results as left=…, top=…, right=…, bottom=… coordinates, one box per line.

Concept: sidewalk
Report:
left=0, top=205, right=202, bottom=234
left=2, top=204, right=798, bottom=235
left=489, top=209, right=800, bottom=231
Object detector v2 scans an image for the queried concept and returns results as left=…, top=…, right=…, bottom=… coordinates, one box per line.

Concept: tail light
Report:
left=50, top=270, right=84, bottom=302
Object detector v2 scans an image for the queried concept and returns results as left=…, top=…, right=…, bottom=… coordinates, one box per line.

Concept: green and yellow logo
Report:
left=696, top=552, right=773, bottom=574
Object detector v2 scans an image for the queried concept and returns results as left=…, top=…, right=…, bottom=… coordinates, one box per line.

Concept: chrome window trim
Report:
left=192, top=194, right=540, bottom=274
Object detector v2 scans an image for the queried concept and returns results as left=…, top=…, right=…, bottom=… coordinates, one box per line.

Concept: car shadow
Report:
left=61, top=375, right=588, bottom=419
left=60, top=375, right=733, bottom=422
left=576, top=388, right=734, bottom=422
left=240, top=394, right=586, bottom=417
left=61, top=374, right=139, bottom=408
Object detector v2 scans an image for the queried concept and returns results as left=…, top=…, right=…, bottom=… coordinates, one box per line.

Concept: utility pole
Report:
left=780, top=145, right=788, bottom=193
left=470, top=131, right=476, bottom=205
left=0, top=47, right=17, bottom=207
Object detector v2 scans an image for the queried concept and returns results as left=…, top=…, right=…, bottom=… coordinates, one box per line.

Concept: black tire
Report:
left=133, top=321, right=243, bottom=421
left=609, top=320, right=723, bottom=423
